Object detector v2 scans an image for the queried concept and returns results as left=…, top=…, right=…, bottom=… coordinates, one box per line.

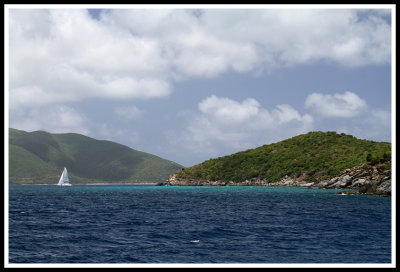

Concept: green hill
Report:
left=174, top=131, right=391, bottom=184
left=8, top=128, right=183, bottom=184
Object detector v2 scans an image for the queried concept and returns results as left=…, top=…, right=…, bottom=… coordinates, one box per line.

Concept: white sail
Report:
left=57, top=167, right=71, bottom=186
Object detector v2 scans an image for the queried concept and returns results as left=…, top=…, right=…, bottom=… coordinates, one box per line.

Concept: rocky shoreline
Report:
left=159, top=163, right=391, bottom=197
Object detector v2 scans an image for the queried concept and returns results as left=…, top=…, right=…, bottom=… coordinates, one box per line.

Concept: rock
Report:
left=325, top=175, right=352, bottom=188
left=162, top=161, right=391, bottom=197
left=358, top=179, right=391, bottom=196
left=337, top=175, right=353, bottom=188
left=359, top=182, right=376, bottom=194
left=315, top=181, right=328, bottom=187
left=351, top=178, right=368, bottom=188
left=326, top=177, right=339, bottom=188
left=376, top=179, right=391, bottom=196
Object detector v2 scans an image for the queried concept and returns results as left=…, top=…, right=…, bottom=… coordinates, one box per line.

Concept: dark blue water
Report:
left=8, top=185, right=391, bottom=264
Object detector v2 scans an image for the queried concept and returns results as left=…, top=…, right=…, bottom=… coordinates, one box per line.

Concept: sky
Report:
left=6, top=5, right=395, bottom=167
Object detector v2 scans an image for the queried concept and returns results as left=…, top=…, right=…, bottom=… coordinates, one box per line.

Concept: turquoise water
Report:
left=8, top=185, right=392, bottom=263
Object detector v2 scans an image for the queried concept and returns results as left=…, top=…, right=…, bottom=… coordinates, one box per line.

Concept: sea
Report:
left=7, top=185, right=392, bottom=266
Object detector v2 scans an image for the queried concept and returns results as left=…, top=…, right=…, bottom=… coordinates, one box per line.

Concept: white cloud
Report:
left=303, top=91, right=391, bottom=142
left=334, top=107, right=391, bottom=142
left=8, top=8, right=391, bottom=111
left=272, top=104, right=303, bottom=124
left=7, top=7, right=391, bottom=155
left=170, top=89, right=391, bottom=165
left=10, top=105, right=90, bottom=134
left=9, top=9, right=171, bottom=110
left=102, top=8, right=391, bottom=76
left=193, top=9, right=391, bottom=68
left=304, top=91, right=367, bottom=118
left=198, top=95, right=261, bottom=124
left=369, top=108, right=391, bottom=125
left=179, top=95, right=314, bottom=156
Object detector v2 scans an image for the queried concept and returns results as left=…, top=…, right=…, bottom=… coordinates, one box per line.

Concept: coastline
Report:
left=9, top=181, right=390, bottom=197
left=157, top=180, right=391, bottom=198
left=9, top=163, right=391, bottom=197
left=160, top=163, right=391, bottom=197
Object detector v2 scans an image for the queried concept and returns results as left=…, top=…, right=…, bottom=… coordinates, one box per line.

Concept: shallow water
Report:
left=8, top=185, right=391, bottom=264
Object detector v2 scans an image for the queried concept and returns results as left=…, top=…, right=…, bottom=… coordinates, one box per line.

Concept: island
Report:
left=158, top=131, right=391, bottom=197
left=9, top=128, right=183, bottom=185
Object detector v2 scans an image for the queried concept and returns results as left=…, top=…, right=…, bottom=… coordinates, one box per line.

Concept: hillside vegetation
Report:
left=174, top=131, right=391, bottom=184
left=9, top=128, right=183, bottom=184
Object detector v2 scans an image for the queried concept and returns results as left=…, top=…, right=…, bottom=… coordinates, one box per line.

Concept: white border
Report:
left=3, top=4, right=398, bottom=9
left=4, top=4, right=396, bottom=268
left=4, top=4, right=10, bottom=269
left=390, top=4, right=396, bottom=268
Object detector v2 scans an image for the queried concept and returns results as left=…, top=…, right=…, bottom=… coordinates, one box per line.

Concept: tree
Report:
left=366, top=153, right=372, bottom=162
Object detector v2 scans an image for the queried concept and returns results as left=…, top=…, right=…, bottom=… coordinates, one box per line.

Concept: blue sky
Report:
left=6, top=5, right=394, bottom=166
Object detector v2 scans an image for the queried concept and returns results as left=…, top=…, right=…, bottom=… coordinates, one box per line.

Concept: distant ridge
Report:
left=170, top=131, right=391, bottom=185
left=9, top=128, right=183, bottom=184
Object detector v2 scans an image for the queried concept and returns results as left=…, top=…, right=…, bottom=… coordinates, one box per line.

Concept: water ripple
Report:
left=8, top=185, right=391, bottom=264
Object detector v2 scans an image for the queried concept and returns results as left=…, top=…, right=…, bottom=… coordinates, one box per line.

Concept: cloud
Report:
left=198, top=95, right=261, bottom=124
left=8, top=8, right=391, bottom=110
left=333, top=107, right=391, bottom=143
left=7, top=7, right=391, bottom=154
left=169, top=89, right=390, bottom=166
left=102, top=8, right=391, bottom=75
left=10, top=105, right=90, bottom=134
left=9, top=9, right=171, bottom=110
left=303, top=91, right=391, bottom=142
left=179, top=95, right=314, bottom=156
left=304, top=91, right=367, bottom=118
left=273, top=104, right=305, bottom=124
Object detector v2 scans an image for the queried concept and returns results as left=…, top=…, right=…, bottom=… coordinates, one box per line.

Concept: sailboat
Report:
left=58, top=167, right=71, bottom=186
